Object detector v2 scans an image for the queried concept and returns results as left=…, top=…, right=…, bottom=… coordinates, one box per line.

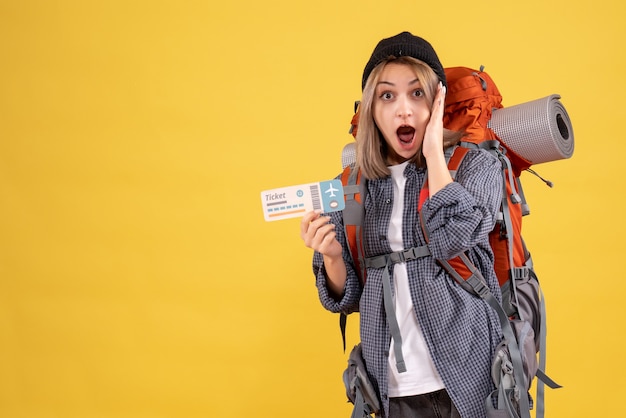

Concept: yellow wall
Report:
left=0, top=0, right=623, bottom=417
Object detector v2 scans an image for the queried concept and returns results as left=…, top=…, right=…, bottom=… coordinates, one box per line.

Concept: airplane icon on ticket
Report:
left=324, top=183, right=339, bottom=198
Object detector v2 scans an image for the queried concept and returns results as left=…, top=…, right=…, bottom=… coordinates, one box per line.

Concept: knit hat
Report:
left=361, top=31, right=446, bottom=90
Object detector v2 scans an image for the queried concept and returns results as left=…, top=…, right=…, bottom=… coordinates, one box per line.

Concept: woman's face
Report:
left=373, top=62, right=431, bottom=165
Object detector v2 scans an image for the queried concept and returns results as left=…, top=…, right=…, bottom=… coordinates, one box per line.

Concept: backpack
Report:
left=340, top=66, right=566, bottom=418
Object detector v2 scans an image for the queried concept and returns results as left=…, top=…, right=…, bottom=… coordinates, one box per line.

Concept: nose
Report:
left=396, top=97, right=413, bottom=118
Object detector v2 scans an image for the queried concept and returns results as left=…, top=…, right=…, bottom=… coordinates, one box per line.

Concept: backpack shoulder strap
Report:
left=339, top=164, right=366, bottom=352
left=341, top=164, right=367, bottom=285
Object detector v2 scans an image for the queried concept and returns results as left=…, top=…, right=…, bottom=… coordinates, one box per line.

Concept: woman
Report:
left=300, top=32, right=503, bottom=417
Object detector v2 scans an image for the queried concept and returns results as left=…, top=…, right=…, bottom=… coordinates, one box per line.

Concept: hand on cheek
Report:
left=422, top=82, right=446, bottom=160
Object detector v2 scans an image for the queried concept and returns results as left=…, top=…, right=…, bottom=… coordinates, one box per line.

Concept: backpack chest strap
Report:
left=364, top=245, right=431, bottom=269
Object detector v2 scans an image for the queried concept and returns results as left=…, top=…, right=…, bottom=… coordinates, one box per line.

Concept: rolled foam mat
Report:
left=488, top=94, right=574, bottom=164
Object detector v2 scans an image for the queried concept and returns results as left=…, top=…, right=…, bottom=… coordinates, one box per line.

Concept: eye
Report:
left=412, top=88, right=425, bottom=98
left=379, top=91, right=394, bottom=100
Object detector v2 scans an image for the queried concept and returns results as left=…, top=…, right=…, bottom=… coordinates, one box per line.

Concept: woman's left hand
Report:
left=422, top=82, right=446, bottom=160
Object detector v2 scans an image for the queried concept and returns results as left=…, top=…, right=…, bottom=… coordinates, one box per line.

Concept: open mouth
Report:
left=397, top=125, right=415, bottom=144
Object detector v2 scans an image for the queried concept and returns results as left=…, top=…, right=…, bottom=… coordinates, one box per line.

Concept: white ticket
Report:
left=261, top=180, right=345, bottom=221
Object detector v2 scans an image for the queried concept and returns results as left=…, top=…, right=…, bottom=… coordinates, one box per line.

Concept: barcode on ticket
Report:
left=310, top=184, right=321, bottom=211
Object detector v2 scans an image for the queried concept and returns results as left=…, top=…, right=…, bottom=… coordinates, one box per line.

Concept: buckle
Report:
left=389, top=251, right=405, bottom=264
left=512, top=267, right=530, bottom=280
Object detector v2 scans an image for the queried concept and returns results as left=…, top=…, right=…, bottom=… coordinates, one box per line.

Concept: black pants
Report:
left=389, top=390, right=461, bottom=418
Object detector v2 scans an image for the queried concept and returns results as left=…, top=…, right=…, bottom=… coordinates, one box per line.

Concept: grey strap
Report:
left=461, top=271, right=532, bottom=418
left=534, top=270, right=562, bottom=418
left=364, top=246, right=430, bottom=374
left=381, top=263, right=406, bottom=373
left=497, top=148, right=523, bottom=318
left=351, top=382, right=366, bottom=418
left=343, top=184, right=361, bottom=197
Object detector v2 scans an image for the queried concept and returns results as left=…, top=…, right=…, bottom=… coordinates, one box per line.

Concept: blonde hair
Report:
left=355, top=56, right=463, bottom=179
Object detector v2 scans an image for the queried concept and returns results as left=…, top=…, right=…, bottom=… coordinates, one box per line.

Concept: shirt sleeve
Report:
left=313, top=208, right=362, bottom=315
left=420, top=148, right=503, bottom=261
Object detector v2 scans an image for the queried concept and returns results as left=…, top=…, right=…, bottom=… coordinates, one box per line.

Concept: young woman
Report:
left=300, top=32, right=503, bottom=417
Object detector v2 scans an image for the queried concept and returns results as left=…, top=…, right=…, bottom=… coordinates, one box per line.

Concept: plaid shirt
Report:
left=314, top=149, right=504, bottom=418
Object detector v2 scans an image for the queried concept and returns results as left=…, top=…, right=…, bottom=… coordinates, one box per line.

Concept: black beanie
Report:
left=361, top=31, right=446, bottom=90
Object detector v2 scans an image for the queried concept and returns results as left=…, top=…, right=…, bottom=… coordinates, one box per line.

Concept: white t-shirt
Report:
left=387, top=162, right=445, bottom=397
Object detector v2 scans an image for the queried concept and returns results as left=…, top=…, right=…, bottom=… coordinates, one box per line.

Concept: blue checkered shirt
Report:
left=314, top=148, right=504, bottom=418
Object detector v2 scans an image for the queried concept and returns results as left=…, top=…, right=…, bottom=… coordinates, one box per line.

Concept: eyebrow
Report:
left=376, top=78, right=421, bottom=87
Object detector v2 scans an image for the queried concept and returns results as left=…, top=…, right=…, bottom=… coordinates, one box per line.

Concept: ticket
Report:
left=261, top=180, right=345, bottom=221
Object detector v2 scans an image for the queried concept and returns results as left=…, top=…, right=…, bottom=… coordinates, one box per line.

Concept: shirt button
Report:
left=385, top=198, right=391, bottom=204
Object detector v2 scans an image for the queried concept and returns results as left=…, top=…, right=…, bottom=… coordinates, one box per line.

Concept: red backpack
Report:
left=340, top=66, right=563, bottom=418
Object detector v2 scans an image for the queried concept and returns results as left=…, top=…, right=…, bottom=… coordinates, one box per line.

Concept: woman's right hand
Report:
left=300, top=210, right=343, bottom=259
left=301, top=210, right=347, bottom=295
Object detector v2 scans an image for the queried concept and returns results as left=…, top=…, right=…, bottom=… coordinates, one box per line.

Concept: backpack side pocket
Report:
left=343, top=343, right=380, bottom=417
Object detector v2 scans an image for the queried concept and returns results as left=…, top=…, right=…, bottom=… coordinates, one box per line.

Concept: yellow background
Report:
left=0, top=0, right=623, bottom=417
